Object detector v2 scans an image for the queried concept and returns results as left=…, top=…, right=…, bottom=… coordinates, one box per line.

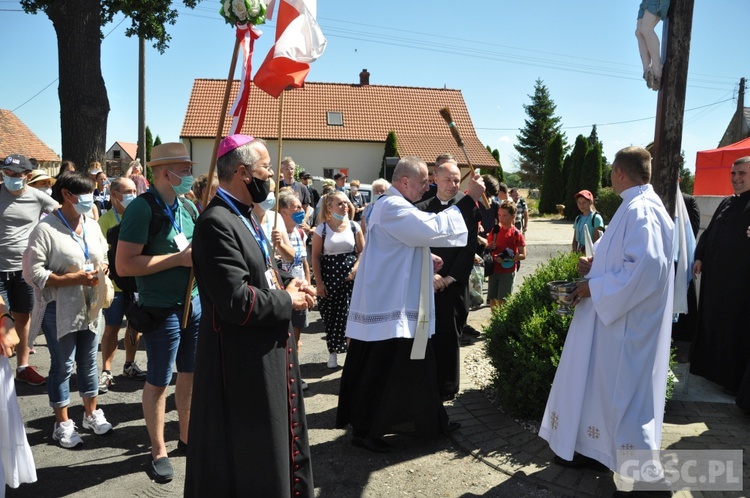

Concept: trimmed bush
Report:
left=594, top=187, right=622, bottom=223
left=485, top=251, right=579, bottom=419
left=484, top=249, right=677, bottom=420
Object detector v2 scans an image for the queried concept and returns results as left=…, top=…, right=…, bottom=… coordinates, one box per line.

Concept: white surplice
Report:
left=346, top=186, right=468, bottom=343
left=539, top=184, right=675, bottom=471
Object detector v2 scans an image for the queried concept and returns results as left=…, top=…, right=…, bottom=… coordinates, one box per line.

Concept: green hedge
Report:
left=485, top=251, right=579, bottom=419
left=484, top=250, right=676, bottom=420
left=594, top=187, right=622, bottom=223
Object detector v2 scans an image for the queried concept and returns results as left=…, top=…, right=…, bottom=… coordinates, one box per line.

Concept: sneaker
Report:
left=29, top=346, right=36, bottom=354
left=327, top=353, right=338, bottom=369
left=16, top=366, right=46, bottom=386
left=122, top=361, right=147, bottom=380
left=98, top=371, right=113, bottom=394
left=52, top=420, right=83, bottom=449
left=82, top=408, right=113, bottom=435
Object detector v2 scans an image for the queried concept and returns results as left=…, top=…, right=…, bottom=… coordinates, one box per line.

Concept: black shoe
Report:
left=463, top=325, right=481, bottom=337
left=149, top=456, right=174, bottom=483
left=352, top=436, right=393, bottom=453
left=175, top=439, right=187, bottom=454
left=554, top=454, right=609, bottom=472
left=445, top=421, right=461, bottom=432
left=440, top=392, right=456, bottom=402
left=460, top=336, right=474, bottom=346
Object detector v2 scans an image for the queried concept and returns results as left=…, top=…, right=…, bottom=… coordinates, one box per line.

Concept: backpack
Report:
left=106, top=192, right=198, bottom=297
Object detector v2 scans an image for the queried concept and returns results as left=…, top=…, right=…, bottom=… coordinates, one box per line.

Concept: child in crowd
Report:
left=486, top=200, right=526, bottom=309
left=571, top=189, right=604, bottom=253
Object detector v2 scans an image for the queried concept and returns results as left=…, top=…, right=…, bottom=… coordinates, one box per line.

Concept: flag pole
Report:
left=272, top=91, right=285, bottom=232
left=181, top=34, right=242, bottom=328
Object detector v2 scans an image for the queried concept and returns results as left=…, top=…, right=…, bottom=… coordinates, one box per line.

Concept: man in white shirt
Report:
left=336, top=156, right=485, bottom=453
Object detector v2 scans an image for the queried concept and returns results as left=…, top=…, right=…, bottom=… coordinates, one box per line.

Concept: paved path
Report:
left=7, top=217, right=748, bottom=497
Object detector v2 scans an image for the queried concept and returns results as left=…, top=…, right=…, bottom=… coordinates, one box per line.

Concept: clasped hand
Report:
left=286, top=279, right=316, bottom=311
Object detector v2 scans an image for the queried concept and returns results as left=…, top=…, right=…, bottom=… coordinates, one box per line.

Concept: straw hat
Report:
left=147, top=142, right=196, bottom=168
left=28, top=169, right=56, bottom=185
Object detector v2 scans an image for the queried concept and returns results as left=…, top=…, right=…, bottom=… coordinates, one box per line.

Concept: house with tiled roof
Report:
left=180, top=71, right=498, bottom=182
left=0, top=109, right=60, bottom=169
left=105, top=141, right=138, bottom=176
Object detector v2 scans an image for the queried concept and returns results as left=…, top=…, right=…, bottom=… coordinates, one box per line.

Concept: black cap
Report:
left=299, top=170, right=312, bottom=179
left=333, top=172, right=347, bottom=180
left=3, top=154, right=33, bottom=174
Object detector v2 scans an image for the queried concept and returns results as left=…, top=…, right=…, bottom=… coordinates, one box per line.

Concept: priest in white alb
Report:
left=539, top=147, right=675, bottom=491
left=335, top=156, right=485, bottom=453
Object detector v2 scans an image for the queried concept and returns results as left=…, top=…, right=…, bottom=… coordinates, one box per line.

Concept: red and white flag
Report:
left=253, top=0, right=327, bottom=98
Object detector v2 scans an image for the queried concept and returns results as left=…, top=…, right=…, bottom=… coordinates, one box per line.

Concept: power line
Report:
left=12, top=16, right=128, bottom=112
left=476, top=97, right=735, bottom=132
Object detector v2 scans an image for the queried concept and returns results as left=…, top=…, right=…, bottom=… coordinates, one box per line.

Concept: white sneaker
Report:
left=52, top=420, right=83, bottom=449
left=327, top=353, right=338, bottom=369
left=82, top=408, right=113, bottom=435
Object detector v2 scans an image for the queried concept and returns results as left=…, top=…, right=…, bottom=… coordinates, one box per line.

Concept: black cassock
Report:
left=415, top=192, right=479, bottom=398
left=185, top=194, right=313, bottom=497
left=690, top=190, right=750, bottom=406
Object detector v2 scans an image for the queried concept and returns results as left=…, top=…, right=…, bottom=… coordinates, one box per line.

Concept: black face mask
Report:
left=247, top=177, right=271, bottom=203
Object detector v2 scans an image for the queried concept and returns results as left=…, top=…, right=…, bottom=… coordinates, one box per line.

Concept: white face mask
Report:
left=44, top=188, right=53, bottom=196
left=120, top=193, right=136, bottom=209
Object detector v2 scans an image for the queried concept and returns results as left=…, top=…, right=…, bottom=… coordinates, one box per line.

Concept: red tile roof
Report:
left=116, top=141, right=138, bottom=161
left=0, top=109, right=60, bottom=162
left=181, top=79, right=498, bottom=168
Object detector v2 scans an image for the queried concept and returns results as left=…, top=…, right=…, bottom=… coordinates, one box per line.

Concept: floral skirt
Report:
left=319, top=253, right=356, bottom=354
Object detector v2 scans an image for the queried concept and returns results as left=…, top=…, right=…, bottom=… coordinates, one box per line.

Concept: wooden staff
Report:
left=181, top=35, right=242, bottom=328
left=272, top=91, right=285, bottom=232
left=439, top=107, right=491, bottom=209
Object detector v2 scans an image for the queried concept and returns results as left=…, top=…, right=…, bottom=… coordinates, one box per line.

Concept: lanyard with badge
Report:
left=151, top=190, right=190, bottom=251
left=215, top=188, right=282, bottom=290
left=56, top=211, right=94, bottom=272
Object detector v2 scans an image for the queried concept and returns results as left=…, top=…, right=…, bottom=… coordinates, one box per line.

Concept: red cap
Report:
left=574, top=189, right=594, bottom=202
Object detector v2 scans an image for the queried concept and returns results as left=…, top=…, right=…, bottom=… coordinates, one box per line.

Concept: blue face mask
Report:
left=332, top=212, right=346, bottom=221
left=258, top=192, right=276, bottom=211
left=168, top=170, right=194, bottom=196
left=4, top=175, right=25, bottom=192
left=74, top=193, right=94, bottom=215
left=120, top=193, right=136, bottom=209
left=291, top=210, right=306, bottom=225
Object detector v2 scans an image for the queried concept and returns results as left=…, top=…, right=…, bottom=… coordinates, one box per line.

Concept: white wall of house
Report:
left=183, top=138, right=387, bottom=183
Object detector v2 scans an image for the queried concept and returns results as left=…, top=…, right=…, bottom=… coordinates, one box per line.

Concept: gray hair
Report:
left=216, top=138, right=267, bottom=182
left=371, top=178, right=390, bottom=192
left=733, top=156, right=750, bottom=166
left=110, top=176, right=132, bottom=194
left=278, top=188, right=299, bottom=209
left=392, top=156, right=426, bottom=182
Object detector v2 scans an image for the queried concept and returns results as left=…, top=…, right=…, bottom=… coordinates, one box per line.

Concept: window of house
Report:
left=323, top=168, right=334, bottom=179
left=113, top=150, right=121, bottom=159
left=327, top=111, right=343, bottom=126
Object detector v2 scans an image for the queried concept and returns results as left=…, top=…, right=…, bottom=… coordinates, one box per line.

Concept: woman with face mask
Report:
left=311, top=191, right=365, bottom=369
left=251, top=178, right=295, bottom=264
left=278, top=189, right=312, bottom=389
left=22, top=171, right=114, bottom=449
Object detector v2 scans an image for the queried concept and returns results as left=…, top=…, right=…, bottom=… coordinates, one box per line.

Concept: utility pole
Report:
left=138, top=35, right=146, bottom=171
left=736, top=77, right=746, bottom=141
left=650, top=0, right=695, bottom=217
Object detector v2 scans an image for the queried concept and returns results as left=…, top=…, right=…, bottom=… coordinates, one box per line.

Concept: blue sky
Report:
left=1, top=0, right=748, bottom=173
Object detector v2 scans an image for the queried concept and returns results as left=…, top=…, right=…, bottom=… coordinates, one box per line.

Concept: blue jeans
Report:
left=141, top=296, right=201, bottom=387
left=42, top=302, right=100, bottom=408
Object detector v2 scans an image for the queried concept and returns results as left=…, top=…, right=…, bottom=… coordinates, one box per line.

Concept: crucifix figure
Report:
left=635, top=0, right=670, bottom=91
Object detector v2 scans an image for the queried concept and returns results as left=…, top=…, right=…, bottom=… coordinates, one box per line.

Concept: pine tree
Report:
left=539, top=134, right=565, bottom=214
left=580, top=142, right=603, bottom=196
left=587, top=124, right=608, bottom=175
left=564, top=135, right=589, bottom=220
left=514, top=79, right=565, bottom=188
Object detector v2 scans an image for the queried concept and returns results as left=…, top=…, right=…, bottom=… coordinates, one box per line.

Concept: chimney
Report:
left=359, top=69, right=370, bottom=86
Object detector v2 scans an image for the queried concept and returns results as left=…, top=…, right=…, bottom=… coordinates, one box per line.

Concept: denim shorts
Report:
left=102, top=291, right=127, bottom=327
left=141, top=296, right=201, bottom=387
left=0, top=271, right=34, bottom=314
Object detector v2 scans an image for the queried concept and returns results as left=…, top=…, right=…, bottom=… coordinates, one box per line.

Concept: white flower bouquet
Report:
left=220, top=0, right=267, bottom=26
